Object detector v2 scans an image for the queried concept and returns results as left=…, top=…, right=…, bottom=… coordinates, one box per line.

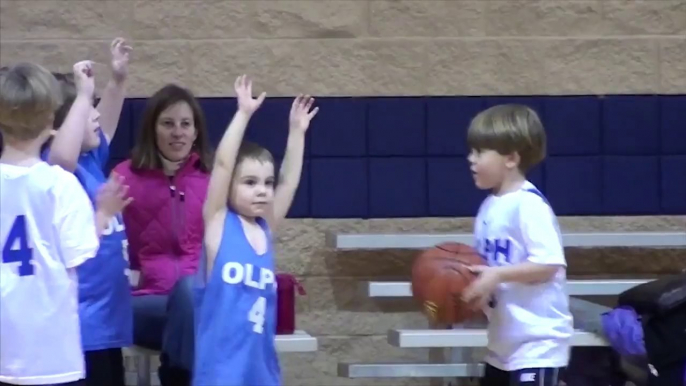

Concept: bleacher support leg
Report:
left=136, top=354, right=152, bottom=386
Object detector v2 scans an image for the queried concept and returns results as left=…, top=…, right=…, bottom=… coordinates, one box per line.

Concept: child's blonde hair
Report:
left=0, top=63, right=62, bottom=141
left=467, top=104, right=546, bottom=172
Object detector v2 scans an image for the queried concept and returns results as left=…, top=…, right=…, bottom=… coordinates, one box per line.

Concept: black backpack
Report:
left=618, top=273, right=686, bottom=386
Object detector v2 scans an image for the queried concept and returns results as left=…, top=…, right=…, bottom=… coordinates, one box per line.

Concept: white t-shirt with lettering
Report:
left=0, top=162, right=99, bottom=385
left=474, top=181, right=573, bottom=371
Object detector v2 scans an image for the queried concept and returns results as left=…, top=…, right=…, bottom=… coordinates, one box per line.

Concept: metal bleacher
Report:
left=125, top=267, right=318, bottom=385
left=330, top=230, right=686, bottom=383
left=126, top=331, right=318, bottom=386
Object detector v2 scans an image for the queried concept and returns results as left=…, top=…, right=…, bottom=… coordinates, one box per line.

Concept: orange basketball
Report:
left=411, top=242, right=485, bottom=325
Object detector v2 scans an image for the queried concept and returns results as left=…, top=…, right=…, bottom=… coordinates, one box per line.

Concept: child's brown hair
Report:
left=467, top=104, right=546, bottom=172
left=236, top=141, right=274, bottom=167
left=50, top=72, right=81, bottom=130
left=0, top=63, right=62, bottom=141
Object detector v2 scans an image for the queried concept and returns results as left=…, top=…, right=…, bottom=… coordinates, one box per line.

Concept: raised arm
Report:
left=97, top=38, right=132, bottom=143
left=202, top=75, right=266, bottom=224
left=47, top=61, right=95, bottom=172
left=268, top=95, right=318, bottom=231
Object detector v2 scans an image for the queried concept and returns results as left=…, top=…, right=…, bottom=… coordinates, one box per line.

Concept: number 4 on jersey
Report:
left=2, top=215, right=34, bottom=276
left=249, top=296, right=266, bottom=334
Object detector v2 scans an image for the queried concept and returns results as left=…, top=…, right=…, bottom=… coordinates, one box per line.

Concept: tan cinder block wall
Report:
left=2, top=1, right=685, bottom=385
left=2, top=1, right=686, bottom=97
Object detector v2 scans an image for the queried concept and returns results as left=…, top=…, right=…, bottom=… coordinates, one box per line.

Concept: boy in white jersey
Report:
left=462, top=104, right=574, bottom=386
left=0, top=62, right=128, bottom=386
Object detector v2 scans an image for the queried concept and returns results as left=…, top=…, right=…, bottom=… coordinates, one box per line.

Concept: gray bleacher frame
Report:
left=329, top=230, right=686, bottom=383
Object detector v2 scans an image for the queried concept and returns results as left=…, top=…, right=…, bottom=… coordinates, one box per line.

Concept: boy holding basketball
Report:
left=194, top=75, right=318, bottom=385
left=462, top=104, right=573, bottom=386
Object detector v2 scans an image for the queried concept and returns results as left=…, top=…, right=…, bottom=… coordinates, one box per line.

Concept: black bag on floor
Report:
left=618, top=273, right=686, bottom=386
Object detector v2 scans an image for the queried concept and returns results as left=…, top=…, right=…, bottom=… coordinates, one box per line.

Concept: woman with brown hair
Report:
left=112, top=84, right=212, bottom=386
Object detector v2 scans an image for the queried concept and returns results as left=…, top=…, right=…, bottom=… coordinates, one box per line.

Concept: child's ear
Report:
left=505, top=152, right=520, bottom=170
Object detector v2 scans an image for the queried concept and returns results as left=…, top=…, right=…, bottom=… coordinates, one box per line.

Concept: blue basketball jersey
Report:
left=42, top=129, right=133, bottom=351
left=193, top=210, right=280, bottom=386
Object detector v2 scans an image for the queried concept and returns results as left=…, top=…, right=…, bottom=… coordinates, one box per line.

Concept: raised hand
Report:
left=289, top=94, right=318, bottom=133
left=73, top=60, right=95, bottom=99
left=96, top=172, right=133, bottom=217
left=110, top=37, right=133, bottom=83
left=235, top=74, right=266, bottom=115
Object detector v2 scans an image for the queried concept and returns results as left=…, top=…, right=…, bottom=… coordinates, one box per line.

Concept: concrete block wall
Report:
left=2, top=1, right=685, bottom=97
left=1, top=1, right=685, bottom=385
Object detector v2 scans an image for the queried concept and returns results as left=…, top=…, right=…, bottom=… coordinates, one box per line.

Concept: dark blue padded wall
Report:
left=107, top=95, right=686, bottom=218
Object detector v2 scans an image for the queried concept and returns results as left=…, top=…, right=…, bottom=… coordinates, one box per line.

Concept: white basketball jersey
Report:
left=0, top=162, right=99, bottom=385
left=474, top=181, right=573, bottom=371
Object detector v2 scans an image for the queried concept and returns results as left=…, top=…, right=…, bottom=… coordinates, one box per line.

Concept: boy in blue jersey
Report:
left=43, top=38, right=134, bottom=386
left=194, top=75, right=318, bottom=386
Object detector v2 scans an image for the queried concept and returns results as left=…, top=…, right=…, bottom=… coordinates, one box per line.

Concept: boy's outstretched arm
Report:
left=97, top=38, right=132, bottom=143
left=203, top=75, right=266, bottom=224
left=48, top=61, right=95, bottom=172
left=269, top=95, right=318, bottom=231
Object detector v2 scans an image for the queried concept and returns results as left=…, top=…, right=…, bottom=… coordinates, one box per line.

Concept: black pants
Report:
left=0, top=381, right=85, bottom=386
left=481, top=364, right=564, bottom=386
left=84, top=348, right=125, bottom=386
left=133, top=276, right=194, bottom=386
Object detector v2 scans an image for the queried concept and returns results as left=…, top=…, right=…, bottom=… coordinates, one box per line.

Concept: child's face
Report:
left=81, top=105, right=101, bottom=151
left=468, top=148, right=510, bottom=190
left=230, top=158, right=275, bottom=218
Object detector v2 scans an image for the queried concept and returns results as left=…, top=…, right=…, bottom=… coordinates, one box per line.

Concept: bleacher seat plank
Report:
left=338, top=363, right=484, bottom=378
left=326, top=231, right=686, bottom=250
left=368, top=279, right=651, bottom=297
left=387, top=329, right=608, bottom=348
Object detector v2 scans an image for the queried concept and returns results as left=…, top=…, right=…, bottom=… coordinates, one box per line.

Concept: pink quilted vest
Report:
left=113, top=153, right=210, bottom=296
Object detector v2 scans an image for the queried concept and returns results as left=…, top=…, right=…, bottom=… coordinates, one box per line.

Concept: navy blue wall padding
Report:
left=545, top=157, right=602, bottom=215
left=603, top=156, right=660, bottom=215
left=484, top=96, right=543, bottom=117
left=367, top=98, right=426, bottom=156
left=273, top=158, right=310, bottom=218
left=527, top=162, right=545, bottom=189
left=603, top=96, right=660, bottom=155
left=660, top=96, right=686, bottom=154
left=543, top=96, right=601, bottom=155
left=200, top=98, right=234, bottom=147
left=129, top=98, right=147, bottom=140
left=369, top=158, right=426, bottom=217
left=427, top=158, right=486, bottom=216
left=310, top=158, right=367, bottom=218
left=107, top=94, right=684, bottom=218
left=109, top=100, right=134, bottom=160
left=427, top=97, right=484, bottom=155
left=661, top=156, right=686, bottom=214
left=244, top=98, right=294, bottom=158
left=310, top=98, right=367, bottom=157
